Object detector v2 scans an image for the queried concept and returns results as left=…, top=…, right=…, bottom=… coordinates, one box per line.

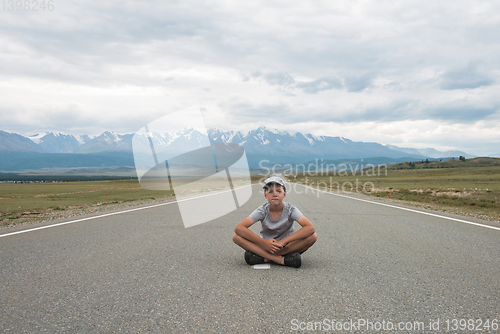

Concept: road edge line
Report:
left=294, top=183, right=500, bottom=232
left=0, top=184, right=253, bottom=238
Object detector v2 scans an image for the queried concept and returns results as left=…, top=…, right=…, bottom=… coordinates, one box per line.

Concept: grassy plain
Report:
left=0, top=180, right=174, bottom=226
left=2, top=162, right=499, bottom=226
left=292, top=164, right=500, bottom=221
left=1, top=175, right=264, bottom=227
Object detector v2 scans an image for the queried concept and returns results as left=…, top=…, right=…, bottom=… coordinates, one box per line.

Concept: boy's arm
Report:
left=235, top=217, right=283, bottom=254
left=276, top=216, right=315, bottom=248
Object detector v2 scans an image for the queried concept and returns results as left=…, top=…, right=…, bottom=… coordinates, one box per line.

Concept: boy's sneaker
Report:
left=244, top=251, right=266, bottom=265
left=284, top=253, right=301, bottom=268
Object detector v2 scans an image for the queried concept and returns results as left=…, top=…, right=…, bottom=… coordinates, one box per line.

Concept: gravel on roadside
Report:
left=1, top=197, right=176, bottom=229
left=2, top=185, right=498, bottom=230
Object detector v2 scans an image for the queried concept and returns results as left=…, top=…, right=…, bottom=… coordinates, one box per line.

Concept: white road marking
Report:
left=253, top=263, right=271, bottom=269
left=295, top=183, right=500, bottom=232
left=0, top=185, right=253, bottom=238
left=3, top=181, right=497, bottom=238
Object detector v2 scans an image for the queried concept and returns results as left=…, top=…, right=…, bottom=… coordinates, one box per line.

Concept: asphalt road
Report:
left=1, top=183, right=499, bottom=333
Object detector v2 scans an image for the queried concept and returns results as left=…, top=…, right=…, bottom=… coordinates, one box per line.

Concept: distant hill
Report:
left=388, top=157, right=500, bottom=170
left=385, top=144, right=475, bottom=159
left=0, top=152, right=135, bottom=171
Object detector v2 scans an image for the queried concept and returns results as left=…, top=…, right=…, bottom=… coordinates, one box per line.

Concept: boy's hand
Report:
left=275, top=240, right=288, bottom=249
left=262, top=239, right=283, bottom=254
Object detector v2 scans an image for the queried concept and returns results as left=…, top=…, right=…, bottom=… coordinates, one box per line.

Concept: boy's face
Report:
left=264, top=183, right=286, bottom=205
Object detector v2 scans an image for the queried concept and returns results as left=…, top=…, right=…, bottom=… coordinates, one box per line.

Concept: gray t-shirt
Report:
left=249, top=202, right=304, bottom=241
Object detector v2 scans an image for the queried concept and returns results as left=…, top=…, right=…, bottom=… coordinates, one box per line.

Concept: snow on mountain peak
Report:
left=4, top=127, right=478, bottom=160
left=310, top=134, right=325, bottom=141
left=28, top=132, right=49, bottom=144
left=254, top=126, right=290, bottom=136
left=103, top=131, right=122, bottom=143
left=303, top=134, right=315, bottom=146
left=77, top=135, right=91, bottom=145
left=267, top=128, right=281, bottom=135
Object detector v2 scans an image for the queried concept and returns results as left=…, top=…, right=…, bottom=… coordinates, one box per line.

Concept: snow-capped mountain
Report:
left=76, top=131, right=133, bottom=153
left=28, top=132, right=82, bottom=153
left=210, top=127, right=422, bottom=162
left=0, top=130, right=42, bottom=153
left=0, top=127, right=477, bottom=170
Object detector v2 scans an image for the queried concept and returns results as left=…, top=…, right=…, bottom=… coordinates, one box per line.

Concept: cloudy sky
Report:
left=1, top=0, right=499, bottom=155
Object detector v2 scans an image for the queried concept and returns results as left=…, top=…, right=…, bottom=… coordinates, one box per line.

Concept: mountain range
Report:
left=0, top=128, right=477, bottom=171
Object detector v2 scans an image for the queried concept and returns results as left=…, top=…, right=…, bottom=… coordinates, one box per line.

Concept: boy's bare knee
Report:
left=232, top=233, right=241, bottom=244
left=308, top=232, right=318, bottom=246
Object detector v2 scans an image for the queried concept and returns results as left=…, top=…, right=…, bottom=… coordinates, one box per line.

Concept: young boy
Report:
left=232, top=176, right=317, bottom=268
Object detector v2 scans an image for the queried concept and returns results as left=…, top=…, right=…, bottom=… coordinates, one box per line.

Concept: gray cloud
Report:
left=252, top=71, right=296, bottom=86
left=295, top=77, right=343, bottom=94
left=344, top=73, right=374, bottom=92
left=220, top=94, right=500, bottom=126
left=1, top=0, right=500, bottom=154
left=426, top=103, right=499, bottom=122
left=251, top=71, right=343, bottom=94
left=345, top=99, right=500, bottom=124
left=219, top=95, right=290, bottom=117
left=440, top=63, right=496, bottom=90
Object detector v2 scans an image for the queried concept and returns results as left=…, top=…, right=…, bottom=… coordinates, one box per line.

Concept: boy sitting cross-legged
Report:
left=232, top=176, right=317, bottom=268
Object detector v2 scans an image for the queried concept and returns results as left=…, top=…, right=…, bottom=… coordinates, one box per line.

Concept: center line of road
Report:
left=0, top=184, right=253, bottom=239
left=294, top=183, right=500, bottom=232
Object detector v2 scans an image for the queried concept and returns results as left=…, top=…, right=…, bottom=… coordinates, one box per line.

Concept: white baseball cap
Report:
left=263, top=176, right=286, bottom=191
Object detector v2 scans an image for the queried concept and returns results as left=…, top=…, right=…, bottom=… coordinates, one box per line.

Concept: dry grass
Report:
left=288, top=166, right=500, bottom=222
left=1, top=174, right=265, bottom=227
left=0, top=180, right=174, bottom=227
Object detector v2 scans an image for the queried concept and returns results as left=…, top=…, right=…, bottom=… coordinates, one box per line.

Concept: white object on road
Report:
left=253, top=264, right=271, bottom=269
